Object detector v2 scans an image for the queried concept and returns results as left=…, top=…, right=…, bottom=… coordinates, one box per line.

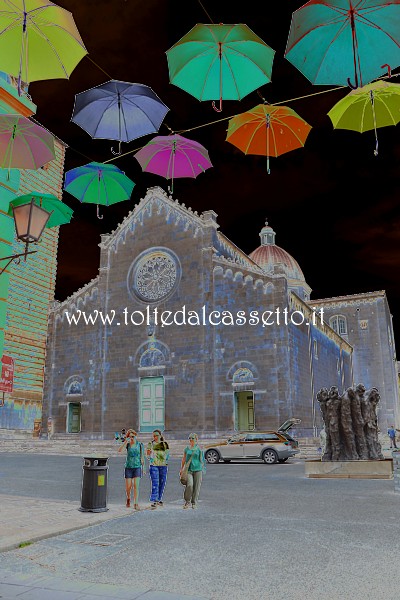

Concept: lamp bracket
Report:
left=0, top=250, right=37, bottom=276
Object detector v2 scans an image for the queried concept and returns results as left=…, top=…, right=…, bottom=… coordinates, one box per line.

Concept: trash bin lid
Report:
left=82, top=455, right=109, bottom=466
left=82, top=455, right=110, bottom=459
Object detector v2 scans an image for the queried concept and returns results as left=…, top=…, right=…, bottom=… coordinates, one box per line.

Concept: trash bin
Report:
left=79, top=456, right=109, bottom=512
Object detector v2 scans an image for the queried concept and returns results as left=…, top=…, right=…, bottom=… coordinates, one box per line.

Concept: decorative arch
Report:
left=227, top=361, right=259, bottom=383
left=135, top=339, right=171, bottom=367
left=265, top=282, right=274, bottom=294
left=64, top=375, right=85, bottom=396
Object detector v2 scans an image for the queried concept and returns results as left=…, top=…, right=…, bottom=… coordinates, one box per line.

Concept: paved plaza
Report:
left=1, top=448, right=400, bottom=600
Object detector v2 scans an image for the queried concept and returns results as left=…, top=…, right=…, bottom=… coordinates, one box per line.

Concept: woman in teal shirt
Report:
left=118, top=429, right=145, bottom=510
left=180, top=432, right=205, bottom=509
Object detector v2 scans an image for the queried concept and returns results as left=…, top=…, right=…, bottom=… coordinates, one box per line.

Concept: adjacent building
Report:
left=0, top=74, right=66, bottom=431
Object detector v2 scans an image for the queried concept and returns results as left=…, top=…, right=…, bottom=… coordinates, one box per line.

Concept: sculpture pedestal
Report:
left=305, top=459, right=393, bottom=479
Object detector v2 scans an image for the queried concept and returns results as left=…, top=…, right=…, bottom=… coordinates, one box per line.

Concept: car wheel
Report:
left=278, top=458, right=288, bottom=463
left=262, top=449, right=278, bottom=464
left=205, top=449, right=220, bottom=464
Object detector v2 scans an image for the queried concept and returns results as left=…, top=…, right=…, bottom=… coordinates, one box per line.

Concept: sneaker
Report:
left=134, top=504, right=140, bottom=511
left=157, top=501, right=163, bottom=506
left=192, top=504, right=197, bottom=509
left=183, top=502, right=190, bottom=509
left=126, top=498, right=130, bottom=508
left=150, top=502, right=158, bottom=509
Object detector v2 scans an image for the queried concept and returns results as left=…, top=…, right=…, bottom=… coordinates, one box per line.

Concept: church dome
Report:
left=249, top=221, right=305, bottom=282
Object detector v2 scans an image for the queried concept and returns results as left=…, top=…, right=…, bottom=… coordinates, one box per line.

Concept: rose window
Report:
left=129, top=249, right=180, bottom=303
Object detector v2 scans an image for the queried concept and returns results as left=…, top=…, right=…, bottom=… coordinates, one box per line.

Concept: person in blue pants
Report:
left=146, top=429, right=169, bottom=509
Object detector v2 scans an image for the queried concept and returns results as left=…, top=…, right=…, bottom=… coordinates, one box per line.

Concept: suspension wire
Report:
left=197, top=0, right=214, bottom=23
left=62, top=48, right=399, bottom=167
left=86, top=55, right=113, bottom=80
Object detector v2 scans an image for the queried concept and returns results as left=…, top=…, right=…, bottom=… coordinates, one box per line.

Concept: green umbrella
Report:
left=166, top=23, right=275, bottom=112
left=64, top=162, right=135, bottom=219
left=0, top=0, right=87, bottom=92
left=8, top=193, right=73, bottom=228
left=327, top=80, right=400, bottom=155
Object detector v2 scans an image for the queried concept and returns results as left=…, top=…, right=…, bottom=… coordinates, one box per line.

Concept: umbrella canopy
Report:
left=8, top=193, right=73, bottom=229
left=166, top=23, right=275, bottom=111
left=71, top=80, right=170, bottom=153
left=64, top=162, right=135, bottom=218
left=134, top=134, right=212, bottom=192
left=285, top=0, right=400, bottom=88
left=0, top=114, right=55, bottom=171
left=327, top=80, right=400, bottom=154
left=226, top=104, right=312, bottom=173
left=0, top=0, right=87, bottom=89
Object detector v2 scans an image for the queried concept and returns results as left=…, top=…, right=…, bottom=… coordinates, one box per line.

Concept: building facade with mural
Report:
left=0, top=74, right=66, bottom=433
left=41, top=186, right=399, bottom=439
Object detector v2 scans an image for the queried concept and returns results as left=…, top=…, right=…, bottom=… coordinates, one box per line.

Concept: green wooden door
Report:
left=67, top=402, right=81, bottom=433
left=140, top=377, right=165, bottom=432
left=235, top=392, right=254, bottom=431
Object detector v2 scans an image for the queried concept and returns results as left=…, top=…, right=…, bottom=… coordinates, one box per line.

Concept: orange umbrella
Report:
left=226, top=104, right=312, bottom=173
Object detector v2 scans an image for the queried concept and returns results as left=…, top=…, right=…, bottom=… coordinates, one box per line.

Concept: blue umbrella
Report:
left=71, top=80, right=169, bottom=154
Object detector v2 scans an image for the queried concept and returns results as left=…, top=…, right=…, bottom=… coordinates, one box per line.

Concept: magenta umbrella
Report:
left=134, top=134, right=212, bottom=192
left=0, top=114, right=55, bottom=173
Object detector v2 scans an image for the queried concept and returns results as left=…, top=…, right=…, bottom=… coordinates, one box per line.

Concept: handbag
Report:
left=179, top=449, right=195, bottom=486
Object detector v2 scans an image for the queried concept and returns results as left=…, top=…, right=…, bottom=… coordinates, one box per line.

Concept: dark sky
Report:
left=29, top=0, right=400, bottom=344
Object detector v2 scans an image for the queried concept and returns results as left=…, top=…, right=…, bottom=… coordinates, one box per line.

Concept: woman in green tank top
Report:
left=118, top=429, right=145, bottom=509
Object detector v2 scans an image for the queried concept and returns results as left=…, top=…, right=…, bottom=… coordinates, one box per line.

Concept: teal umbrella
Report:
left=64, top=162, right=135, bottom=219
left=8, top=192, right=73, bottom=228
left=285, top=0, right=400, bottom=88
left=166, top=23, right=275, bottom=112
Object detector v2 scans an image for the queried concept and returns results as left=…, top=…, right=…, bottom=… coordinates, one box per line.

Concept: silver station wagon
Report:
left=204, top=421, right=300, bottom=465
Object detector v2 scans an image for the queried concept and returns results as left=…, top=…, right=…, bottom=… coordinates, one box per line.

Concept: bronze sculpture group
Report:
left=317, top=384, right=384, bottom=462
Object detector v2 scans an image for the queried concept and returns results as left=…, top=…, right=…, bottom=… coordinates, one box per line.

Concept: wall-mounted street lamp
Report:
left=0, top=199, right=52, bottom=276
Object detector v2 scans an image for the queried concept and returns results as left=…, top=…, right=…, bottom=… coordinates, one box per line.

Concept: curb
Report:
left=0, top=503, right=153, bottom=554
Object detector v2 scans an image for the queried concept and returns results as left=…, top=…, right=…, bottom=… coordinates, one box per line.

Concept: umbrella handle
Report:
left=381, top=64, right=391, bottom=78
left=212, top=98, right=223, bottom=112
left=347, top=77, right=358, bottom=90
left=111, top=141, right=122, bottom=155
left=96, top=204, right=104, bottom=220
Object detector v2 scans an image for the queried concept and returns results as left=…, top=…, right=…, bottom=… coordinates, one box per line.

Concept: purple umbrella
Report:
left=0, top=114, right=55, bottom=173
left=134, top=134, right=212, bottom=192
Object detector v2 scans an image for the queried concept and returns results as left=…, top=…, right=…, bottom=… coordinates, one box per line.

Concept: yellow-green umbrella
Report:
left=327, top=80, right=400, bottom=155
left=0, top=0, right=87, bottom=92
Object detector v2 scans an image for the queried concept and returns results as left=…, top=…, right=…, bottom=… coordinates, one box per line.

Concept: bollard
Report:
left=32, top=419, right=41, bottom=438
left=393, top=451, right=400, bottom=493
left=79, top=456, right=109, bottom=512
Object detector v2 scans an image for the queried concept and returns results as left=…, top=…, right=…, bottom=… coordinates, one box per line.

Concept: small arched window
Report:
left=313, top=340, right=318, bottom=359
left=329, top=315, right=347, bottom=335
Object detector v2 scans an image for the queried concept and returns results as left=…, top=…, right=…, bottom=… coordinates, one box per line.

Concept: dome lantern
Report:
left=260, top=219, right=276, bottom=246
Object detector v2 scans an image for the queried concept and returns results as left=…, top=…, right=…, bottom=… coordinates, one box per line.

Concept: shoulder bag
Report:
left=180, top=448, right=195, bottom=486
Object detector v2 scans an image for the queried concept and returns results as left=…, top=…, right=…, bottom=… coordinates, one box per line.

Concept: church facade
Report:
left=42, top=187, right=399, bottom=439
